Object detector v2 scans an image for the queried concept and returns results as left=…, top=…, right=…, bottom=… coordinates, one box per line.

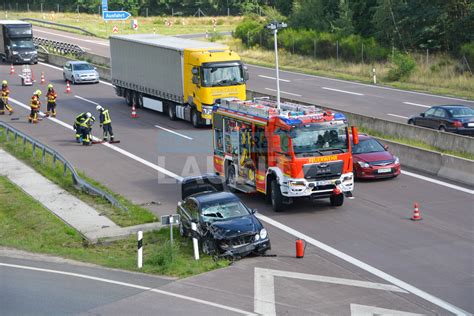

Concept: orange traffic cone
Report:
left=40, top=72, right=45, bottom=84
left=65, top=81, right=71, bottom=94
left=411, top=202, right=422, bottom=221
left=31, top=69, right=35, bottom=82
left=9, top=64, right=14, bottom=75
left=131, top=104, right=138, bottom=118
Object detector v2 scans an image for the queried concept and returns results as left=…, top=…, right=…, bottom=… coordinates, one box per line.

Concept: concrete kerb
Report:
left=0, top=149, right=163, bottom=244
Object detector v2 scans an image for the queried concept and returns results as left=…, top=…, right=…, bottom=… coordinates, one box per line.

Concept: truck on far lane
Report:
left=0, top=20, right=37, bottom=64
left=110, top=34, right=248, bottom=127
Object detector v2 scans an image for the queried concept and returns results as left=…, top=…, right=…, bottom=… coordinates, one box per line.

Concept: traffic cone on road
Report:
left=40, top=72, right=45, bottom=84
left=9, top=64, right=14, bottom=75
left=411, top=202, right=422, bottom=221
left=31, top=69, right=35, bottom=82
left=65, top=81, right=71, bottom=94
left=131, top=104, right=138, bottom=118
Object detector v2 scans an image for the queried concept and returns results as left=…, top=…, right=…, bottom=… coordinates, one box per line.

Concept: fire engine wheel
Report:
left=202, top=238, right=216, bottom=256
left=271, top=180, right=284, bottom=212
left=225, top=166, right=237, bottom=192
left=330, top=194, right=344, bottom=207
left=191, top=109, right=201, bottom=128
left=168, top=104, right=177, bottom=121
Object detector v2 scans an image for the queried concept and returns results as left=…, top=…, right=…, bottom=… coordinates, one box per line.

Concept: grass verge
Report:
left=0, top=176, right=229, bottom=277
left=0, top=126, right=155, bottom=227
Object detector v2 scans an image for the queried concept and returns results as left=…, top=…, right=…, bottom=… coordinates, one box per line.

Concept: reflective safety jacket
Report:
left=47, top=89, right=57, bottom=103
left=99, top=109, right=111, bottom=125
left=30, top=95, right=41, bottom=110
left=1, top=87, right=9, bottom=99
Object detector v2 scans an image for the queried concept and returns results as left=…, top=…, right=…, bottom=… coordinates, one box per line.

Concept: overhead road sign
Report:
left=102, top=0, right=108, bottom=12
left=103, top=11, right=131, bottom=21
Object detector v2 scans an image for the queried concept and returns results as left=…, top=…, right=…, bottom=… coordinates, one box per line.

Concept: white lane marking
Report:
left=258, top=75, right=290, bottom=82
left=7, top=96, right=472, bottom=314
left=401, top=170, right=474, bottom=194
left=350, top=304, right=424, bottom=316
left=0, top=262, right=255, bottom=315
left=33, top=28, right=109, bottom=46
left=38, top=62, right=114, bottom=87
left=264, top=88, right=301, bottom=97
left=75, top=95, right=100, bottom=106
left=403, top=102, right=431, bottom=108
left=322, top=87, right=364, bottom=96
left=254, top=213, right=470, bottom=316
left=254, top=268, right=407, bottom=316
left=155, top=125, right=193, bottom=140
left=388, top=113, right=409, bottom=119
left=248, top=64, right=474, bottom=103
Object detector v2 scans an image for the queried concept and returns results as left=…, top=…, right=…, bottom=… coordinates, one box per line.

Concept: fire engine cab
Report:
left=212, top=97, right=359, bottom=211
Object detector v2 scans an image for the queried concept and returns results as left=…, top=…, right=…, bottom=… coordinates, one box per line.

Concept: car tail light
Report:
left=452, top=121, right=463, bottom=127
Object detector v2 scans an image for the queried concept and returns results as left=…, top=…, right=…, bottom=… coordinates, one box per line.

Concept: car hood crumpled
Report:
left=209, top=216, right=262, bottom=239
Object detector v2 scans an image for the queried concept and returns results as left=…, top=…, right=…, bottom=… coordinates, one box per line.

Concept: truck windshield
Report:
left=290, top=122, right=348, bottom=157
left=11, top=40, right=35, bottom=50
left=201, top=65, right=244, bottom=87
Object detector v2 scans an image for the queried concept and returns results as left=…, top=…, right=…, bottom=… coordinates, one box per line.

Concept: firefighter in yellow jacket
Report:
left=0, top=80, right=13, bottom=115
left=29, top=90, right=42, bottom=123
left=45, top=84, right=57, bottom=117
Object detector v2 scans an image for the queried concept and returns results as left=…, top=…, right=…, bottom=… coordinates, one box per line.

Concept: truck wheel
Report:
left=330, top=194, right=344, bottom=207
left=225, top=165, right=237, bottom=192
left=191, top=109, right=201, bottom=128
left=125, top=91, right=134, bottom=107
left=168, top=104, right=177, bottom=121
left=135, top=93, right=144, bottom=108
left=271, top=180, right=284, bottom=212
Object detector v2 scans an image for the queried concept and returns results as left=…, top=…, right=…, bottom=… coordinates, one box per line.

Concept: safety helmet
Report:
left=35, top=90, right=42, bottom=96
left=86, top=112, right=92, bottom=118
left=96, top=105, right=104, bottom=111
left=47, top=84, right=53, bottom=89
left=2, top=80, right=7, bottom=85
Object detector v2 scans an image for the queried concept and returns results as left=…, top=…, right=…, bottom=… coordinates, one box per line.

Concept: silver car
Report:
left=63, top=61, right=99, bottom=84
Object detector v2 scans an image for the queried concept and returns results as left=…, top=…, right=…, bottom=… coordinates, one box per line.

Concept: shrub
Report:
left=234, top=16, right=264, bottom=46
left=387, top=52, right=417, bottom=81
left=460, top=42, right=474, bottom=69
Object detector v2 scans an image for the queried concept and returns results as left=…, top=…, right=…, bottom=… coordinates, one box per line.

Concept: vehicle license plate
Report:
left=316, top=180, right=332, bottom=186
left=468, top=123, right=474, bottom=127
left=378, top=168, right=391, bottom=173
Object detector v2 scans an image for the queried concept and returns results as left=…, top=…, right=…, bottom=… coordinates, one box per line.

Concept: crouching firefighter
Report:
left=29, top=90, right=42, bottom=123
left=74, top=112, right=94, bottom=145
left=45, top=84, right=57, bottom=117
left=96, top=105, right=115, bottom=142
left=0, top=80, right=13, bottom=115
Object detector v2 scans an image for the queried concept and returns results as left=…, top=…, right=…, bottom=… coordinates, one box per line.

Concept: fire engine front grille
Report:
left=303, top=161, right=343, bottom=180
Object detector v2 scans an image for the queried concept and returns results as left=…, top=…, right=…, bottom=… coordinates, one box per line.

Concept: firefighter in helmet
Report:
left=45, top=83, right=58, bottom=117
left=29, top=90, right=42, bottom=123
left=0, top=80, right=13, bottom=115
left=96, top=105, right=115, bottom=142
left=73, top=112, right=94, bottom=146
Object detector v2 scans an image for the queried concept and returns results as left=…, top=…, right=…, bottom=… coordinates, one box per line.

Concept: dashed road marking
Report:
left=387, top=113, right=409, bottom=119
left=322, top=87, right=364, bottom=96
left=155, top=125, right=193, bottom=140
left=403, top=102, right=431, bottom=108
left=265, top=88, right=301, bottom=97
left=258, top=75, right=290, bottom=82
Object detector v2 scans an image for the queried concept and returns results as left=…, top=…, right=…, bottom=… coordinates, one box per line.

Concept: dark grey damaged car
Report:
left=177, top=175, right=271, bottom=258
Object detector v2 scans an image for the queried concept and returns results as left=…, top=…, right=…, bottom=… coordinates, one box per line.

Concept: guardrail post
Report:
left=32, top=143, right=36, bottom=158
left=52, top=152, right=57, bottom=166
left=22, top=137, right=27, bottom=151
left=14, top=132, right=18, bottom=144
left=41, top=147, right=46, bottom=164
left=63, top=162, right=67, bottom=177
left=6, top=128, right=9, bottom=141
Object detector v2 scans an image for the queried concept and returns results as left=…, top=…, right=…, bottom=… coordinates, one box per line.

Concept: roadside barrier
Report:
left=0, top=122, right=127, bottom=211
left=137, top=231, right=143, bottom=268
left=33, top=37, right=86, bottom=58
left=22, top=18, right=96, bottom=37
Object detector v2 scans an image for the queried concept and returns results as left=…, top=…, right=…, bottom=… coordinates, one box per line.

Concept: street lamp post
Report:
left=266, top=21, right=287, bottom=110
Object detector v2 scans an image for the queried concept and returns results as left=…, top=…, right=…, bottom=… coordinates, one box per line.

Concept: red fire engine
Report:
left=212, top=97, right=359, bottom=211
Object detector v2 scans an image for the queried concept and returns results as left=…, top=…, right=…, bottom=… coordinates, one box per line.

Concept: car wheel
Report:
left=168, top=103, right=177, bottom=121
left=191, top=109, right=201, bottom=128
left=407, top=119, right=414, bottom=125
left=330, top=193, right=344, bottom=207
left=439, top=126, right=446, bottom=132
left=270, top=180, right=284, bottom=212
left=202, top=238, right=216, bottom=256
left=63, top=73, right=67, bottom=81
left=225, top=165, right=237, bottom=192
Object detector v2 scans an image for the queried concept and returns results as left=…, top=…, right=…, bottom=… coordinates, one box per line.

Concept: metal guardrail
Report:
left=34, top=37, right=85, bottom=57
left=0, top=122, right=127, bottom=212
left=21, top=18, right=96, bottom=37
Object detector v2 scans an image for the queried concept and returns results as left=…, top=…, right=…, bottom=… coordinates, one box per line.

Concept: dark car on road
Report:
left=407, top=105, right=474, bottom=136
left=177, top=175, right=271, bottom=259
left=351, top=135, right=400, bottom=179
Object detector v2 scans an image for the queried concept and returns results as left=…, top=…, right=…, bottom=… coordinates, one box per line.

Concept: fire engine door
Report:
left=238, top=123, right=256, bottom=186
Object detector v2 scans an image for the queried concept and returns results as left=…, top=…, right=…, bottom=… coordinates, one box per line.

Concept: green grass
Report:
left=223, top=38, right=474, bottom=100
left=0, top=127, right=155, bottom=227
left=359, top=127, right=474, bottom=160
left=0, top=176, right=229, bottom=277
left=8, top=11, right=241, bottom=38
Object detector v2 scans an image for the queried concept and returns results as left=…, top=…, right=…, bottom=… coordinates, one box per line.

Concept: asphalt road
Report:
left=1, top=62, right=472, bottom=315
left=32, top=25, right=473, bottom=126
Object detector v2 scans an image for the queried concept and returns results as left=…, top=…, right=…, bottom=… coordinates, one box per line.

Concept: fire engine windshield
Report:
left=290, top=122, right=348, bottom=157
left=201, top=64, right=245, bottom=87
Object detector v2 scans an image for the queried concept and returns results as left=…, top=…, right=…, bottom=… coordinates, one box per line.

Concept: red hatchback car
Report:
left=351, top=135, right=401, bottom=179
